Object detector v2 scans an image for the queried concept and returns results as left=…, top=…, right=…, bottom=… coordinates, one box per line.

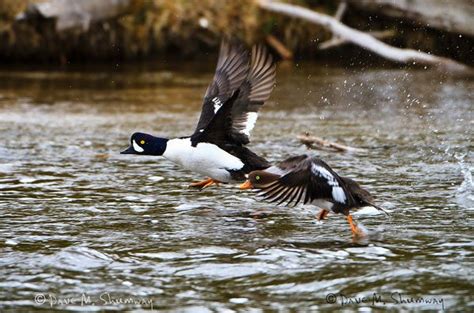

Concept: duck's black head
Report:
left=121, top=132, right=168, bottom=156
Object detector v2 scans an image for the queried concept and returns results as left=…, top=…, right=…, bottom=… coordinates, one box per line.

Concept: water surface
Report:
left=0, top=61, right=473, bottom=311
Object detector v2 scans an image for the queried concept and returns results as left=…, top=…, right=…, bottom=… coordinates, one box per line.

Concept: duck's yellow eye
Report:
left=140, top=140, right=145, bottom=145
left=256, top=175, right=260, bottom=180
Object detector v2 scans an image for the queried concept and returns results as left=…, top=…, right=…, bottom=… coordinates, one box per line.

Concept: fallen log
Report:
left=16, top=0, right=136, bottom=32
left=298, top=133, right=367, bottom=153
left=318, top=1, right=395, bottom=51
left=319, top=30, right=395, bottom=50
left=347, top=0, right=474, bottom=37
left=257, top=0, right=471, bottom=73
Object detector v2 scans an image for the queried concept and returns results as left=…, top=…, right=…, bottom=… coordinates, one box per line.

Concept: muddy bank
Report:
left=0, top=0, right=472, bottom=64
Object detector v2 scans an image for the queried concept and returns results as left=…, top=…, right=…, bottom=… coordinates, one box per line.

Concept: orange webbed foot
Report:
left=189, top=178, right=220, bottom=189
left=317, top=209, right=329, bottom=221
left=346, top=214, right=366, bottom=237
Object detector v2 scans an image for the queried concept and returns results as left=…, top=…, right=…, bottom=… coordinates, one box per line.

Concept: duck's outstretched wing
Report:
left=192, top=44, right=276, bottom=146
left=229, top=44, right=276, bottom=145
left=194, top=40, right=250, bottom=134
left=190, top=89, right=240, bottom=146
left=258, top=156, right=354, bottom=207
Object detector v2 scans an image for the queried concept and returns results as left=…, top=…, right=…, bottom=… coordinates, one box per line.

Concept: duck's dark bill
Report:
left=120, top=146, right=135, bottom=154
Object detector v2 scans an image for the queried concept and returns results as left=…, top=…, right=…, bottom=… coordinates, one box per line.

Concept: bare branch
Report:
left=298, top=133, right=367, bottom=153
left=334, top=1, right=347, bottom=21
left=319, top=29, right=395, bottom=50
left=17, top=0, right=133, bottom=32
left=257, top=0, right=471, bottom=72
left=266, top=34, right=293, bottom=59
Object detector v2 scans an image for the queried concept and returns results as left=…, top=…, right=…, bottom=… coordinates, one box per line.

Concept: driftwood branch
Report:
left=266, top=34, right=293, bottom=59
left=257, top=0, right=471, bottom=72
left=318, top=1, right=394, bottom=51
left=347, top=0, right=474, bottom=37
left=298, top=133, right=367, bottom=153
left=333, top=1, right=347, bottom=21
left=16, top=0, right=134, bottom=32
left=319, top=1, right=348, bottom=50
left=319, top=29, right=395, bottom=50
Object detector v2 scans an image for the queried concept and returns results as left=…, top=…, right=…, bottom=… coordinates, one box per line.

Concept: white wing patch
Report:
left=132, top=140, right=144, bottom=153
left=242, top=112, right=258, bottom=136
left=331, top=186, right=347, bottom=204
left=311, top=164, right=347, bottom=203
left=212, top=97, right=223, bottom=113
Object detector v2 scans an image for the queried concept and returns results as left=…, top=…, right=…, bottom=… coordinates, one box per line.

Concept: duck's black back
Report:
left=340, top=177, right=375, bottom=208
left=220, top=143, right=270, bottom=173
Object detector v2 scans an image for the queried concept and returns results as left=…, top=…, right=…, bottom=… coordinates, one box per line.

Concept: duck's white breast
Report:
left=163, top=138, right=244, bottom=182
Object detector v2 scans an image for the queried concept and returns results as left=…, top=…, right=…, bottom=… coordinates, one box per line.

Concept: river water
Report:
left=0, top=61, right=473, bottom=311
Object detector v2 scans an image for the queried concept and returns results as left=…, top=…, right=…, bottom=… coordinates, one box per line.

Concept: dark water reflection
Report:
left=0, top=61, right=473, bottom=311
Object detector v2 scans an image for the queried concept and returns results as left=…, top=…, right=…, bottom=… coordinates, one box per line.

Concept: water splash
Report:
left=455, top=153, right=474, bottom=209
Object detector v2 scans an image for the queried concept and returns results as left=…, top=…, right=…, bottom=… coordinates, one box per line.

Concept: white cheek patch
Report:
left=132, top=140, right=144, bottom=153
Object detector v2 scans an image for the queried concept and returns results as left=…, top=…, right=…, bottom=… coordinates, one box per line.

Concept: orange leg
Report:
left=346, top=214, right=364, bottom=237
left=317, top=209, right=329, bottom=221
left=189, top=178, right=220, bottom=189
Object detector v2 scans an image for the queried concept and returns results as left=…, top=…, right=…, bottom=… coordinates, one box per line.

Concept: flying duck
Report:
left=121, top=40, right=276, bottom=189
left=240, top=155, right=387, bottom=237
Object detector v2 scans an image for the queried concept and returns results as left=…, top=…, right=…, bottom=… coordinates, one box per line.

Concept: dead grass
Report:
left=0, top=0, right=386, bottom=62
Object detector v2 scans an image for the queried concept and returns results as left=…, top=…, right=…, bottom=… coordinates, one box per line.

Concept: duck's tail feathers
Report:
left=368, top=202, right=390, bottom=217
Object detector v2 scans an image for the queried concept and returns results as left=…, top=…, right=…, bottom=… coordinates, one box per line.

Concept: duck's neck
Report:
left=148, top=136, right=169, bottom=156
left=162, top=138, right=191, bottom=163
